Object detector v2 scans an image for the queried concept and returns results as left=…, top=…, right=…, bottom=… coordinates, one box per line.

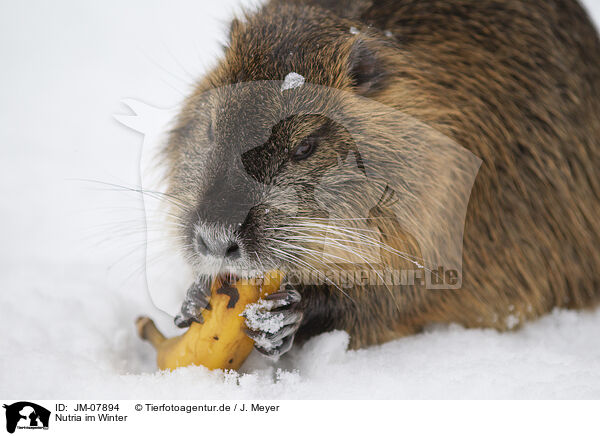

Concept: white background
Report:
left=0, top=0, right=599, bottom=400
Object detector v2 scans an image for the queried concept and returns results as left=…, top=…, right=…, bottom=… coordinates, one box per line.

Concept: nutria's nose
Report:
left=196, top=236, right=241, bottom=260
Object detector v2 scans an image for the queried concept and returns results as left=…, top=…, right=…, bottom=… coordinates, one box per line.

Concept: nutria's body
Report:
left=165, top=0, right=600, bottom=353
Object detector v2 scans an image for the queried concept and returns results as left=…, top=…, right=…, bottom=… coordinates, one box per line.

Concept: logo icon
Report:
left=3, top=402, right=50, bottom=433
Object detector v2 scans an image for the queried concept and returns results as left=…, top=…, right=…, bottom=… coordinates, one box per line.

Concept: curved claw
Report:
left=174, top=277, right=211, bottom=328
left=174, top=309, right=203, bottom=328
left=264, top=287, right=302, bottom=309
left=243, top=279, right=303, bottom=358
left=246, top=321, right=301, bottom=345
left=254, top=334, right=295, bottom=358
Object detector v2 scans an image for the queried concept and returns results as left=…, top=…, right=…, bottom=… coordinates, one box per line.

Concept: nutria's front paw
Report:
left=174, top=277, right=211, bottom=328
left=243, top=282, right=303, bottom=358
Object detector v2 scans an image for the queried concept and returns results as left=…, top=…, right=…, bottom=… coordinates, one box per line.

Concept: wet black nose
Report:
left=196, top=236, right=241, bottom=260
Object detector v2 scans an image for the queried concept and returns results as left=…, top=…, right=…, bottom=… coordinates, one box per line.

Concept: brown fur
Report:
left=167, top=0, right=600, bottom=349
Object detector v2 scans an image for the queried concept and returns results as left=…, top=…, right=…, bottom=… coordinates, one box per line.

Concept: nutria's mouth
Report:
left=218, top=272, right=240, bottom=285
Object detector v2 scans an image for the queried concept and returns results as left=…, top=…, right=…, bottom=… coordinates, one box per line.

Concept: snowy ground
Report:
left=1, top=0, right=599, bottom=399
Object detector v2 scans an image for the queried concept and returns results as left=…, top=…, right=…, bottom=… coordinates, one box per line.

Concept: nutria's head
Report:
left=162, top=3, right=476, bottom=283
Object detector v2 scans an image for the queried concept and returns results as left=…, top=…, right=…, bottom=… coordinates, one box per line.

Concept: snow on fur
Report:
left=281, top=72, right=305, bottom=91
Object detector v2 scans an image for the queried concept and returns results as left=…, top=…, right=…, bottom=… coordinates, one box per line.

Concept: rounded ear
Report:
left=347, top=38, right=386, bottom=95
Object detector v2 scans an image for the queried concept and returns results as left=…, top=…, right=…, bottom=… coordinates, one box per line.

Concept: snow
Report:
left=243, top=300, right=286, bottom=335
left=1, top=0, right=600, bottom=400
left=280, top=72, right=305, bottom=91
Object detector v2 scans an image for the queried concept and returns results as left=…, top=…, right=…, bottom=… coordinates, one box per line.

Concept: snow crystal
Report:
left=252, top=333, right=283, bottom=353
left=280, top=72, right=305, bottom=91
left=243, top=299, right=285, bottom=334
left=505, top=314, right=520, bottom=329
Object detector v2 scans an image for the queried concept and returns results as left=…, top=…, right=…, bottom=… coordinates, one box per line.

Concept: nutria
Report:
left=162, top=0, right=600, bottom=356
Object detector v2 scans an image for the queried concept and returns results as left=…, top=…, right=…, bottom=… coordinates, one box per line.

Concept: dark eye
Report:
left=292, top=136, right=318, bottom=161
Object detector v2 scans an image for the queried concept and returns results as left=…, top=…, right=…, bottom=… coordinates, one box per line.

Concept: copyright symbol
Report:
left=135, top=404, right=143, bottom=411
